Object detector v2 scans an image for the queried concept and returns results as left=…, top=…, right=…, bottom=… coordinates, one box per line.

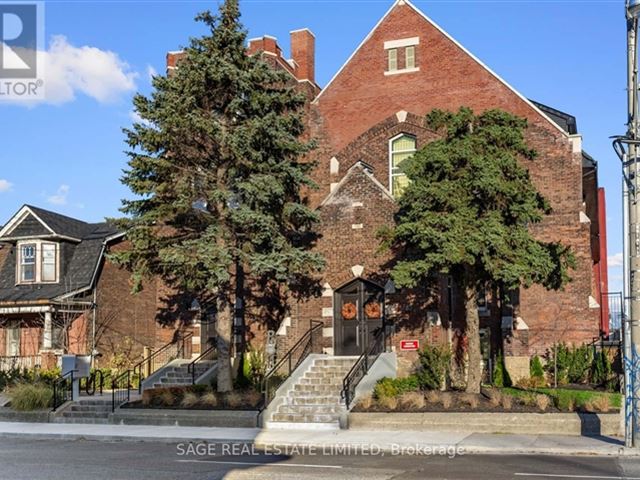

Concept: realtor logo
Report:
left=0, top=2, right=43, bottom=100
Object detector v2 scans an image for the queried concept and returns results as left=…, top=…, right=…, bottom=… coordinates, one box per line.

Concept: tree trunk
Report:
left=465, top=287, right=482, bottom=394
left=216, top=297, right=233, bottom=393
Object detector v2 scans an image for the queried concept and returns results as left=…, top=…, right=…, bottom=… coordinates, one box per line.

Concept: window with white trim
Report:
left=388, top=48, right=398, bottom=72
left=20, top=244, right=36, bottom=282
left=17, top=241, right=58, bottom=284
left=390, top=134, right=416, bottom=198
left=405, top=46, right=415, bottom=69
left=41, top=243, right=57, bottom=282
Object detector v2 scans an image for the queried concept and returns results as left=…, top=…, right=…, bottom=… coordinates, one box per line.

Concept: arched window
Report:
left=390, top=134, right=416, bottom=198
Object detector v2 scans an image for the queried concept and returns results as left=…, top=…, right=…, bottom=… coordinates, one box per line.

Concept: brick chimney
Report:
left=290, top=29, right=315, bottom=84
left=166, top=50, right=185, bottom=75
left=247, top=35, right=281, bottom=57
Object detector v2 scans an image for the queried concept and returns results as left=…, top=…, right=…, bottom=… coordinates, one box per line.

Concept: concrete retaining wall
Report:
left=112, top=408, right=259, bottom=428
left=0, top=408, right=51, bottom=423
left=348, top=412, right=623, bottom=437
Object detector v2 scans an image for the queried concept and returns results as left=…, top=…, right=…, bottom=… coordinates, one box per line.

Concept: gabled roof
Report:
left=0, top=206, right=123, bottom=305
left=313, top=0, right=568, bottom=138
left=0, top=205, right=102, bottom=242
left=320, top=161, right=395, bottom=207
left=530, top=101, right=578, bottom=135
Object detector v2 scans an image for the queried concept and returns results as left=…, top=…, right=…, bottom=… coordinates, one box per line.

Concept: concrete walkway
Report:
left=0, top=421, right=632, bottom=457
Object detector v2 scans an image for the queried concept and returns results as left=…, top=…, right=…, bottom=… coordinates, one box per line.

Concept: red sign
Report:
left=400, top=340, right=419, bottom=351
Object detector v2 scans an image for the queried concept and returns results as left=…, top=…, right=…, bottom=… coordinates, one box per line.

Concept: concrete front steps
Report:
left=53, top=398, right=113, bottom=424
left=151, top=361, right=215, bottom=388
left=265, top=356, right=357, bottom=431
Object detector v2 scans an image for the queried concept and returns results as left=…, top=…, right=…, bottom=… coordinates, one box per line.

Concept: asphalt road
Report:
left=0, top=438, right=639, bottom=480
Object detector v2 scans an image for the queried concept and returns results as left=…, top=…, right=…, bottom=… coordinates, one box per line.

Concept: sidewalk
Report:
left=0, top=421, right=632, bottom=456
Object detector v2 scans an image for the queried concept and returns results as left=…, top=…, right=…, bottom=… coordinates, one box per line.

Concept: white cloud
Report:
left=47, top=184, right=70, bottom=206
left=146, top=64, right=157, bottom=82
left=0, top=179, right=12, bottom=193
left=608, top=252, right=624, bottom=268
left=2, top=35, right=137, bottom=106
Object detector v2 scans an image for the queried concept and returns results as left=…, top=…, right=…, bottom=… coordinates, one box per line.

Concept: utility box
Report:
left=61, top=355, right=91, bottom=379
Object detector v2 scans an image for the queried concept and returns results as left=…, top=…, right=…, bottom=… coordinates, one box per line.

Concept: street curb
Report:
left=0, top=431, right=636, bottom=457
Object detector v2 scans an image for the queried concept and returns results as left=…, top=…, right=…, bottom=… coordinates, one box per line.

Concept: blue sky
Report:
left=0, top=0, right=627, bottom=291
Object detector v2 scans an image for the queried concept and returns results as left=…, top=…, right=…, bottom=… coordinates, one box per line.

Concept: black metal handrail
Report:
left=52, top=370, right=74, bottom=412
left=341, top=327, right=388, bottom=409
left=262, top=320, right=323, bottom=406
left=111, top=332, right=193, bottom=411
left=187, top=344, right=217, bottom=385
left=83, top=370, right=104, bottom=396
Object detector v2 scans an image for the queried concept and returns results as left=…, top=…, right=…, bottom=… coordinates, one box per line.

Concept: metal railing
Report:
left=82, top=370, right=104, bottom=396
left=0, top=355, right=41, bottom=372
left=111, top=332, right=193, bottom=411
left=341, top=327, right=389, bottom=409
left=187, top=344, right=217, bottom=385
left=52, top=370, right=73, bottom=411
left=262, top=320, right=323, bottom=406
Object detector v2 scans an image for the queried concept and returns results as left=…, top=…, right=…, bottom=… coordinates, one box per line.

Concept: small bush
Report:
left=201, top=392, right=218, bottom=408
left=181, top=392, right=199, bottom=408
left=377, top=395, right=399, bottom=411
left=160, top=389, right=176, bottom=407
left=245, top=390, right=263, bottom=409
left=373, top=376, right=419, bottom=399
left=493, top=352, right=512, bottom=388
left=356, top=395, right=373, bottom=410
left=535, top=394, right=550, bottom=411
left=461, top=393, right=479, bottom=409
left=486, top=389, right=502, bottom=408
left=530, top=356, right=545, bottom=378
left=226, top=392, right=242, bottom=408
left=6, top=382, right=53, bottom=411
left=500, top=394, right=513, bottom=410
left=441, top=392, right=452, bottom=409
left=416, top=345, right=451, bottom=390
left=425, top=390, right=441, bottom=405
left=399, top=392, right=426, bottom=410
left=591, top=395, right=611, bottom=413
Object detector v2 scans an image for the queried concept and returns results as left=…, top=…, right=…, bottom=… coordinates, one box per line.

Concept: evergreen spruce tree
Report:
left=381, top=108, right=574, bottom=393
left=114, top=0, right=324, bottom=392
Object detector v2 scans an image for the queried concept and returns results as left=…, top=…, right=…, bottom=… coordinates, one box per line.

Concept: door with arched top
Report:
left=334, top=279, right=384, bottom=356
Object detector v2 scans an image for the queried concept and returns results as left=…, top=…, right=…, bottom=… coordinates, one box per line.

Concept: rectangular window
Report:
left=6, top=321, right=20, bottom=356
left=390, top=135, right=416, bottom=198
left=41, top=243, right=56, bottom=282
left=405, top=46, right=415, bottom=69
left=20, top=244, right=36, bottom=282
left=388, top=48, right=398, bottom=72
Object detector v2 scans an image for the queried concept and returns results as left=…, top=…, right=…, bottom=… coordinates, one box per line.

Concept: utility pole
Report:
left=614, top=0, right=640, bottom=449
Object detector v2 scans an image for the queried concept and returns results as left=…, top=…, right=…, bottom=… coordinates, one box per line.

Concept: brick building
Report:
left=218, top=0, right=609, bottom=380
left=0, top=205, right=202, bottom=370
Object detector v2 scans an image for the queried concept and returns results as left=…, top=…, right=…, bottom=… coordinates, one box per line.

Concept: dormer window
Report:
left=17, top=241, right=58, bottom=284
left=20, top=244, right=36, bottom=282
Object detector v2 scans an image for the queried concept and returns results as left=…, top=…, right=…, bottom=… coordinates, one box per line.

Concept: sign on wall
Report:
left=400, top=340, right=419, bottom=351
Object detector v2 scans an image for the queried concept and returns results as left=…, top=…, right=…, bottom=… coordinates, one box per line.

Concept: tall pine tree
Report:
left=380, top=108, right=574, bottom=393
left=114, top=0, right=324, bottom=392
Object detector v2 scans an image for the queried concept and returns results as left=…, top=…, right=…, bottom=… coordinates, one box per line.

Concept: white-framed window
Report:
left=405, top=46, right=416, bottom=69
left=388, top=48, right=398, bottom=72
left=389, top=134, right=416, bottom=198
left=17, top=241, right=58, bottom=284
left=20, top=244, right=36, bottom=282
left=41, top=243, right=57, bottom=282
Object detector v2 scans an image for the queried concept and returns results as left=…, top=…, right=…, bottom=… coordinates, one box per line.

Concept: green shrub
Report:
left=373, top=376, right=419, bottom=399
left=493, top=351, right=511, bottom=388
left=567, top=345, right=593, bottom=384
left=530, top=355, right=544, bottom=379
left=416, top=345, right=450, bottom=390
left=6, top=382, right=53, bottom=411
left=545, top=343, right=570, bottom=385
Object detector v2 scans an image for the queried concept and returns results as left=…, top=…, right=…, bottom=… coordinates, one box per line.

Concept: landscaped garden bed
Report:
left=124, top=385, right=264, bottom=411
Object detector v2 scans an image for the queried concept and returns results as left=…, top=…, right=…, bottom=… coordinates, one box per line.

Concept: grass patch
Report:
left=5, top=382, right=53, bottom=411
left=501, top=387, right=621, bottom=411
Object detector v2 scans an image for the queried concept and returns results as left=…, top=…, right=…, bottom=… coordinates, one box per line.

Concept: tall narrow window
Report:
left=388, top=48, right=398, bottom=72
left=41, top=243, right=56, bottom=282
left=20, top=244, right=36, bottom=282
left=390, top=134, right=416, bottom=198
left=405, top=46, right=415, bottom=69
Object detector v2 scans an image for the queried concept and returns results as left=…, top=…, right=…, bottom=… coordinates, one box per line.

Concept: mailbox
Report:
left=61, top=355, right=91, bottom=378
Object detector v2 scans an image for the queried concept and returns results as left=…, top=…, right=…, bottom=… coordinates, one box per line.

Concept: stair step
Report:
left=63, top=411, right=109, bottom=418
left=287, top=395, right=342, bottom=405
left=300, top=377, right=343, bottom=385
left=277, top=405, right=342, bottom=415
left=272, top=413, right=340, bottom=423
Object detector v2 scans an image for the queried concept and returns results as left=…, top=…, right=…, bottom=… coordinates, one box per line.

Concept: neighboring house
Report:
left=0, top=205, right=201, bottom=370
left=169, top=0, right=610, bottom=380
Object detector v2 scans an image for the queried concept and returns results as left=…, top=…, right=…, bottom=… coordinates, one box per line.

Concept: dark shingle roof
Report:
left=530, top=100, right=578, bottom=135
left=0, top=207, right=122, bottom=304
